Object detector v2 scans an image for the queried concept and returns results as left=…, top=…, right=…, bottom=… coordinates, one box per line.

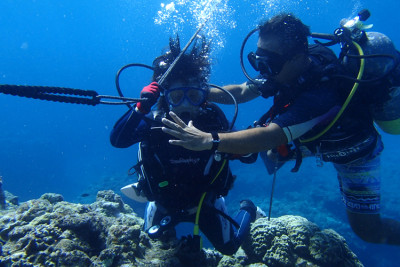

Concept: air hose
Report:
left=193, top=159, right=227, bottom=250
left=300, top=41, right=365, bottom=143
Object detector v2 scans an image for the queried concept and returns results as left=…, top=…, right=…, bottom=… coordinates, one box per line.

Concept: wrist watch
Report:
left=211, top=131, right=220, bottom=151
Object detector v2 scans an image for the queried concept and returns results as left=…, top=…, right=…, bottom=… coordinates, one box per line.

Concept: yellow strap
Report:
left=194, top=193, right=206, bottom=235
left=193, top=159, right=227, bottom=237
left=300, top=41, right=365, bottom=143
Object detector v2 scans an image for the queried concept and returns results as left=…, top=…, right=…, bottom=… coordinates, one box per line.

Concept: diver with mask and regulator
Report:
left=110, top=36, right=264, bottom=255
left=161, top=11, right=400, bottom=245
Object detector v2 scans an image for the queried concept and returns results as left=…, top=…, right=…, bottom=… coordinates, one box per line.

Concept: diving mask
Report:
left=248, top=48, right=287, bottom=76
left=165, top=87, right=207, bottom=107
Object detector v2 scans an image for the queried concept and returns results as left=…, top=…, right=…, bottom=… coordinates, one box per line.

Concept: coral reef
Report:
left=241, top=215, right=363, bottom=267
left=0, top=189, right=19, bottom=219
left=0, top=191, right=363, bottom=266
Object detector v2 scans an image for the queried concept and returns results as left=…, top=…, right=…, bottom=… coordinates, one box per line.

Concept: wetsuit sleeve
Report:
left=110, top=107, right=151, bottom=148
left=272, top=86, right=341, bottom=142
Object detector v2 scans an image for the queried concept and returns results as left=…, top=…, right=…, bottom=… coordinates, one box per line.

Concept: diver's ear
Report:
left=275, top=53, right=309, bottom=85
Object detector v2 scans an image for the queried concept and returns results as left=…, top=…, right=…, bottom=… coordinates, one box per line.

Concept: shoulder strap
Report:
left=308, top=43, right=338, bottom=66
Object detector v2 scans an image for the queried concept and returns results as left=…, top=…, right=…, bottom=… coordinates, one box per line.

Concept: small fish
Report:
left=81, top=193, right=90, bottom=197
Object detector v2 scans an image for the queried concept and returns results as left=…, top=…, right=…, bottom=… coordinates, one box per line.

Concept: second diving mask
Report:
left=248, top=48, right=288, bottom=77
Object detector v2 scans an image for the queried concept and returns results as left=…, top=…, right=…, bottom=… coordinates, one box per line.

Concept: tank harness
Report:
left=256, top=10, right=400, bottom=173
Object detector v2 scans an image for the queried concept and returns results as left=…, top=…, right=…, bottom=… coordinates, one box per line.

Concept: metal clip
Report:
left=214, top=151, right=222, bottom=162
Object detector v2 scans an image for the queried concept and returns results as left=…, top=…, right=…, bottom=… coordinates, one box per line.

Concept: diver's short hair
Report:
left=152, top=35, right=211, bottom=89
left=259, top=13, right=310, bottom=56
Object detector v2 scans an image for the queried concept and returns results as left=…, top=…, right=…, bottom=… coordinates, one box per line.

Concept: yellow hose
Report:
left=193, top=159, right=227, bottom=241
left=300, top=41, right=365, bottom=143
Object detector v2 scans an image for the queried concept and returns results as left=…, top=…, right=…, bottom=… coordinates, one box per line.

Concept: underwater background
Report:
left=0, top=0, right=399, bottom=266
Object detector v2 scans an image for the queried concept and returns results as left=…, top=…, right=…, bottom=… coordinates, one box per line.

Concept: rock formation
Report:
left=0, top=190, right=363, bottom=266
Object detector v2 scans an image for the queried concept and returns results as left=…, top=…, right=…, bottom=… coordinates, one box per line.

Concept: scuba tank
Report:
left=342, top=32, right=399, bottom=79
left=371, top=81, right=400, bottom=135
left=363, top=33, right=400, bottom=135
left=340, top=12, right=400, bottom=134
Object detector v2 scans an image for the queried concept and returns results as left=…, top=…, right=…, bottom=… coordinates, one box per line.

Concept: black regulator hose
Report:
left=208, top=83, right=238, bottom=131
left=240, top=27, right=260, bottom=84
left=333, top=53, right=400, bottom=83
left=311, top=27, right=400, bottom=84
left=115, top=63, right=154, bottom=108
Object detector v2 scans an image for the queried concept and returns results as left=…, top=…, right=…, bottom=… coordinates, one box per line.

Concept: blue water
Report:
left=1, top=0, right=399, bottom=266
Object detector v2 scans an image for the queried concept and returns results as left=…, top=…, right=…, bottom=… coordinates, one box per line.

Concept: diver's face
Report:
left=257, top=36, right=309, bottom=85
left=256, top=36, right=288, bottom=77
left=164, top=81, right=207, bottom=120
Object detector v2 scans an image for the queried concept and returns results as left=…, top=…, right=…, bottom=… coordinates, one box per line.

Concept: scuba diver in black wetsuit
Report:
left=161, top=13, right=400, bottom=245
left=110, top=36, right=263, bottom=255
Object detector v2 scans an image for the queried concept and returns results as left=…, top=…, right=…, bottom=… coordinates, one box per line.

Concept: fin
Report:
left=256, top=206, right=267, bottom=220
left=121, top=183, right=148, bottom=203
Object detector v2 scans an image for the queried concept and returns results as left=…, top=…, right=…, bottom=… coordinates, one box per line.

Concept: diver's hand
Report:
left=136, top=82, right=160, bottom=114
left=161, top=111, right=213, bottom=151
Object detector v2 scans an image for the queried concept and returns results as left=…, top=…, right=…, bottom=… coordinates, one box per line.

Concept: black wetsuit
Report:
left=258, top=44, right=384, bottom=214
left=110, top=103, right=253, bottom=255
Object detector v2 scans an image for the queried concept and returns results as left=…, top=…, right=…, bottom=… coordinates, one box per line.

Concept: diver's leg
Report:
left=199, top=197, right=255, bottom=255
left=346, top=211, right=400, bottom=244
left=143, top=201, right=166, bottom=231
left=334, top=151, right=400, bottom=245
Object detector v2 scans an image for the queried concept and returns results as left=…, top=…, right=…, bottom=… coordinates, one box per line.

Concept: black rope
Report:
left=0, top=84, right=99, bottom=105
left=0, top=84, right=144, bottom=106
